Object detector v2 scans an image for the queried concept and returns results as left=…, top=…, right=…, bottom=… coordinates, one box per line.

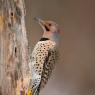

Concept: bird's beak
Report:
left=34, top=17, right=50, bottom=31
left=34, top=17, right=45, bottom=26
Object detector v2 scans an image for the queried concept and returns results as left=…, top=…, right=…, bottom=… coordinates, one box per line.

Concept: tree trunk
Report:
left=0, top=0, right=30, bottom=95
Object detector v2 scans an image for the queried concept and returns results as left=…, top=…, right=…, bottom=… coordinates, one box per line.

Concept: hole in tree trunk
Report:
left=15, top=47, right=17, bottom=57
left=11, top=12, right=14, bottom=17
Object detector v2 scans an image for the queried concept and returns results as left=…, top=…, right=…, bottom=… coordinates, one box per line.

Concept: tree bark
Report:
left=0, top=0, right=30, bottom=95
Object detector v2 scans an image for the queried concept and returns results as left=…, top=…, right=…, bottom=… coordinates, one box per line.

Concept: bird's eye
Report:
left=48, top=24, right=51, bottom=26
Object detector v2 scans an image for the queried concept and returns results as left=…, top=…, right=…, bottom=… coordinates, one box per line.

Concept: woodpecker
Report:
left=29, top=17, right=60, bottom=95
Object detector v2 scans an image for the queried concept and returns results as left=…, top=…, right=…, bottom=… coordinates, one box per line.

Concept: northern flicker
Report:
left=29, top=17, right=60, bottom=95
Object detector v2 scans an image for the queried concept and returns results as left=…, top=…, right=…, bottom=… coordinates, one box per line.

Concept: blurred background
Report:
left=25, top=0, right=95, bottom=95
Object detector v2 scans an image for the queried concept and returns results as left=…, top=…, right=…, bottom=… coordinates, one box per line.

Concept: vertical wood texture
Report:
left=0, top=0, right=30, bottom=95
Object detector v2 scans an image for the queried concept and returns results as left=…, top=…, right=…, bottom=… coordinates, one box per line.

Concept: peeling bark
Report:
left=0, top=0, right=30, bottom=95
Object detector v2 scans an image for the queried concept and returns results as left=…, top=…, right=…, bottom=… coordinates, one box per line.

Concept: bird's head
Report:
left=34, top=17, right=60, bottom=43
